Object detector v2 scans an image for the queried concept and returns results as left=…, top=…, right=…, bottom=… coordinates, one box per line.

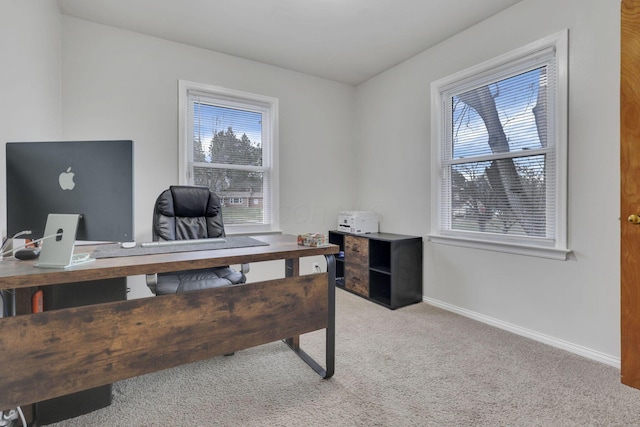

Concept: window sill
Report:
left=427, top=234, right=571, bottom=260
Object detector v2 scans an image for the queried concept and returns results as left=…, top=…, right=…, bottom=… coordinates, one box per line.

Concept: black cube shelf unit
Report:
left=328, top=230, right=423, bottom=309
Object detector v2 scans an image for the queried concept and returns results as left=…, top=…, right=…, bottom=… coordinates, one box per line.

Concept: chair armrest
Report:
left=241, top=263, right=250, bottom=274
left=146, top=273, right=158, bottom=294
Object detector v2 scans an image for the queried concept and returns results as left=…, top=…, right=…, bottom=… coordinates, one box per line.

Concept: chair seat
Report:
left=155, top=267, right=245, bottom=295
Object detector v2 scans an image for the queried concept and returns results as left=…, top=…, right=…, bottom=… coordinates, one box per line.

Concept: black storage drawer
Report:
left=328, top=231, right=422, bottom=309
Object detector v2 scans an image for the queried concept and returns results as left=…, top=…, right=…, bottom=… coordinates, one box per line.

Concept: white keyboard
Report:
left=140, top=237, right=226, bottom=248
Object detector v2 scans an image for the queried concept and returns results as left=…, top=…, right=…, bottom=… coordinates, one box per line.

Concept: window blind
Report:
left=438, top=44, right=559, bottom=245
left=187, top=90, right=272, bottom=227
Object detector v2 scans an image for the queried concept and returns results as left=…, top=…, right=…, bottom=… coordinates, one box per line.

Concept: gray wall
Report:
left=61, top=16, right=356, bottom=242
left=0, top=1, right=62, bottom=227
left=354, top=0, right=621, bottom=365
left=60, top=17, right=357, bottom=296
left=0, top=0, right=624, bottom=365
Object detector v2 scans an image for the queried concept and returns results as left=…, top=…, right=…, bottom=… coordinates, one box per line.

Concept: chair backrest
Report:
left=152, top=186, right=226, bottom=241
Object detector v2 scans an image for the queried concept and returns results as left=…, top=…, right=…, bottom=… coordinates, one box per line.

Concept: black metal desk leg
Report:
left=284, top=255, right=336, bottom=379
left=323, top=254, right=336, bottom=378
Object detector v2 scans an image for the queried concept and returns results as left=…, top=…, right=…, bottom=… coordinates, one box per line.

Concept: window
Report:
left=179, top=81, right=279, bottom=234
left=430, top=31, right=569, bottom=260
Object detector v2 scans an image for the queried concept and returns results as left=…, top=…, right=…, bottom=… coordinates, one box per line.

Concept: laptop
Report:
left=34, top=214, right=95, bottom=269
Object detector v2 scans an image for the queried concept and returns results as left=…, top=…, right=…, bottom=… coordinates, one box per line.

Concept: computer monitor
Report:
left=6, top=140, right=134, bottom=242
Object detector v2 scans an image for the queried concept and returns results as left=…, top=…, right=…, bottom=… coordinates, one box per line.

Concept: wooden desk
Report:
left=0, top=235, right=338, bottom=411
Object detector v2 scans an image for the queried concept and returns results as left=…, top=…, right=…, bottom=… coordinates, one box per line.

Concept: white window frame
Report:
left=429, top=30, right=570, bottom=260
left=178, top=80, right=280, bottom=234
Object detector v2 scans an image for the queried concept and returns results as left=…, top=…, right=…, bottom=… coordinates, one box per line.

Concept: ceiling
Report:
left=56, top=0, right=522, bottom=86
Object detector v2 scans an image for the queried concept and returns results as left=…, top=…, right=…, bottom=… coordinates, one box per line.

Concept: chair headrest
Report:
left=156, top=186, right=220, bottom=218
left=171, top=185, right=220, bottom=217
left=152, top=186, right=226, bottom=241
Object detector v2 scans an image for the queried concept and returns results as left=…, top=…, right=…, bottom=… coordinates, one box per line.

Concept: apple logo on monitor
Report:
left=58, top=167, right=76, bottom=190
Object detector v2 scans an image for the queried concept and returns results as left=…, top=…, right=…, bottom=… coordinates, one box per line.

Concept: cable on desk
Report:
left=1, top=232, right=63, bottom=258
left=0, top=230, right=32, bottom=254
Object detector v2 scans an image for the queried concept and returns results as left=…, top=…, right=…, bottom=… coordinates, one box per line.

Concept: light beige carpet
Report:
left=46, top=289, right=640, bottom=426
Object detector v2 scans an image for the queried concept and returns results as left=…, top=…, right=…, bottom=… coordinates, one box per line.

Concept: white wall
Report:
left=0, top=0, right=62, bottom=234
left=3, top=1, right=622, bottom=364
left=61, top=16, right=356, bottom=240
left=355, top=0, right=621, bottom=364
left=60, top=17, right=357, bottom=296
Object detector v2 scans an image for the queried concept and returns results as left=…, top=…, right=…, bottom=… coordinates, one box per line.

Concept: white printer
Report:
left=337, top=211, right=378, bottom=234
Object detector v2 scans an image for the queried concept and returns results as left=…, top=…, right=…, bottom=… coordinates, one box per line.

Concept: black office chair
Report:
left=146, top=185, right=247, bottom=295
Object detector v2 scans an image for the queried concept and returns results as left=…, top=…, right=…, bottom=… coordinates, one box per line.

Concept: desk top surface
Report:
left=0, top=234, right=338, bottom=290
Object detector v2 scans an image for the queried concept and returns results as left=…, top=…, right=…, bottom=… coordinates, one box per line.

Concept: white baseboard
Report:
left=423, top=296, right=621, bottom=369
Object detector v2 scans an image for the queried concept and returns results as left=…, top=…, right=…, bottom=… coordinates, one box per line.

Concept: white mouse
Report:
left=121, top=241, right=136, bottom=249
